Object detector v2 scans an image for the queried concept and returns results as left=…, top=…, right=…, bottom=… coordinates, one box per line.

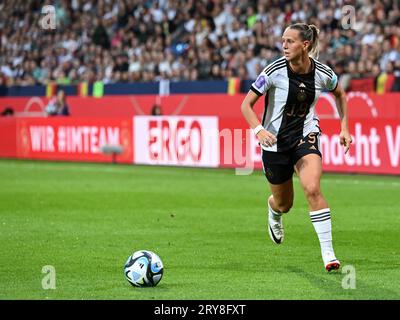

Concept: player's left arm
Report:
left=331, top=84, right=352, bottom=154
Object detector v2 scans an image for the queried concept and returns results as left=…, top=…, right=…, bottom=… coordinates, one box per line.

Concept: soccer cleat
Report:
left=322, top=250, right=341, bottom=272
left=268, top=204, right=284, bottom=244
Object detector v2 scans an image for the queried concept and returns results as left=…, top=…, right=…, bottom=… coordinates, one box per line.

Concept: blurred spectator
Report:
left=1, top=107, right=14, bottom=117
left=151, top=103, right=162, bottom=116
left=92, top=19, right=110, bottom=49
left=392, top=60, right=400, bottom=91
left=45, top=90, right=70, bottom=116
left=380, top=39, right=400, bottom=72
left=337, top=61, right=351, bottom=92
left=0, top=0, right=398, bottom=91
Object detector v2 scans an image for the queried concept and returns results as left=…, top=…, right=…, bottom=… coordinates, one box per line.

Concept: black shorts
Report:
left=262, top=132, right=322, bottom=185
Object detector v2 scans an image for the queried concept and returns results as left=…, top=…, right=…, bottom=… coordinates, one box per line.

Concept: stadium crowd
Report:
left=0, top=0, right=400, bottom=91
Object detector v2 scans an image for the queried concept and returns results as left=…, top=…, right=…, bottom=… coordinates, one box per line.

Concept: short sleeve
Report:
left=250, top=72, right=273, bottom=96
left=325, top=71, right=338, bottom=92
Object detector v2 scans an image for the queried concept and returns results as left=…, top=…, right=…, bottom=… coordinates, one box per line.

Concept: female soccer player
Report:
left=241, top=23, right=352, bottom=272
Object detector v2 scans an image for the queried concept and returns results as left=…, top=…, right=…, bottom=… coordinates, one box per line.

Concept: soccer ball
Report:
left=124, top=250, right=164, bottom=287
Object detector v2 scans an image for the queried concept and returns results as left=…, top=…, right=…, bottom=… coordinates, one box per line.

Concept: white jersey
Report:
left=251, top=56, right=338, bottom=152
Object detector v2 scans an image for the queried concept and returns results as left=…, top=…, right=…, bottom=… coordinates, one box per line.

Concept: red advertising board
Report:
left=217, top=118, right=400, bottom=175
left=0, top=118, right=17, bottom=158
left=1, top=92, right=399, bottom=174
left=1, top=117, right=133, bottom=163
left=319, top=119, right=400, bottom=174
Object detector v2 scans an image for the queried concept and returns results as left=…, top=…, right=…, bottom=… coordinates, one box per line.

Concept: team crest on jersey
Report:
left=297, top=83, right=307, bottom=102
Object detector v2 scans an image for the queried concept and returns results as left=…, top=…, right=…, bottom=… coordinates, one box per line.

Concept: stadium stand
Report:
left=0, top=0, right=399, bottom=92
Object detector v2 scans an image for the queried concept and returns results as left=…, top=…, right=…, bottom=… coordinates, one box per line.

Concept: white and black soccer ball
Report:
left=124, top=250, right=164, bottom=287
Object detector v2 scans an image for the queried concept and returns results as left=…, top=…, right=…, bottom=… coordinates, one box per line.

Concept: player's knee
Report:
left=303, top=183, right=321, bottom=200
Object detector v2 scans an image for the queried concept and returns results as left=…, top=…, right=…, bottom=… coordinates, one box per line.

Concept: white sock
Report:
left=310, top=208, right=334, bottom=253
left=268, top=198, right=282, bottom=222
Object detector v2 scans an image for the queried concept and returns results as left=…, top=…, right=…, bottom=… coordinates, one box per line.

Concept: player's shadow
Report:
left=285, top=266, right=400, bottom=299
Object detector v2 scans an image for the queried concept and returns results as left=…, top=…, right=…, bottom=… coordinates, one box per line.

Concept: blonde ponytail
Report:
left=308, top=24, right=320, bottom=59
left=288, top=23, right=320, bottom=59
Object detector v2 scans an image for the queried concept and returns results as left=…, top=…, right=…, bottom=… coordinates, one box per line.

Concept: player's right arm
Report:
left=321, top=64, right=352, bottom=155
left=241, top=90, right=277, bottom=148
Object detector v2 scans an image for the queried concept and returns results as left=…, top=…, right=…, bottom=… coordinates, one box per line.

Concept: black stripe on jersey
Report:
left=276, top=60, right=316, bottom=152
left=265, top=60, right=286, bottom=74
left=329, top=81, right=338, bottom=92
left=314, top=61, right=333, bottom=77
left=261, top=91, right=269, bottom=126
left=266, top=63, right=286, bottom=77
left=315, top=65, right=333, bottom=79
left=264, top=58, right=286, bottom=74
left=264, top=57, right=285, bottom=69
left=314, top=60, right=333, bottom=72
left=250, top=86, right=263, bottom=96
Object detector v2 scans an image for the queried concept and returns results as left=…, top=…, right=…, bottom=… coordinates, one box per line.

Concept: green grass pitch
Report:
left=0, top=159, right=399, bottom=300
